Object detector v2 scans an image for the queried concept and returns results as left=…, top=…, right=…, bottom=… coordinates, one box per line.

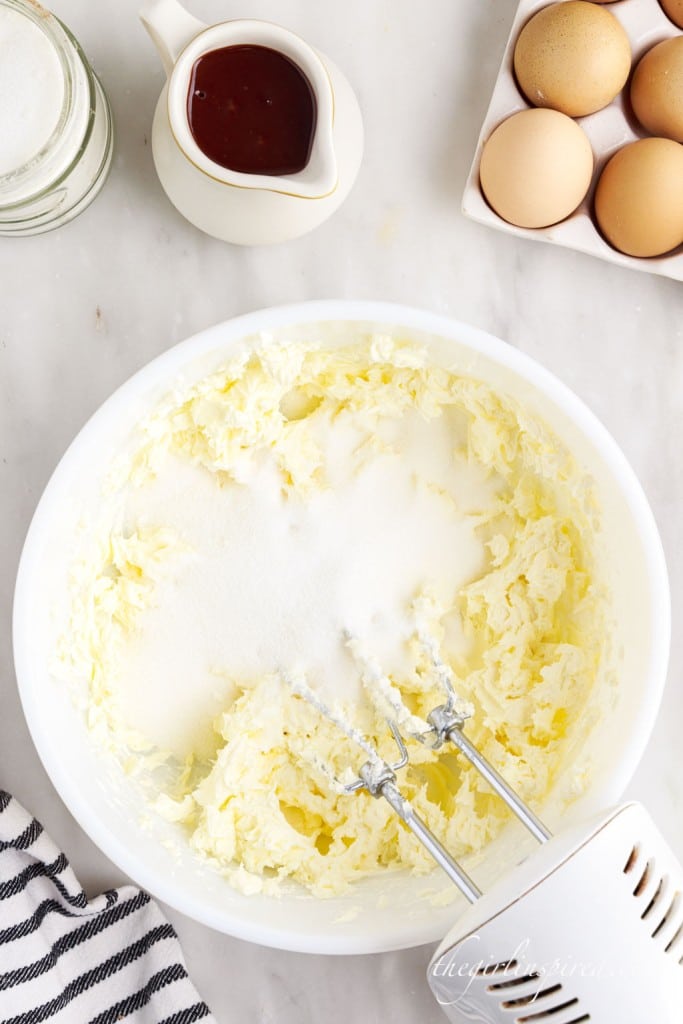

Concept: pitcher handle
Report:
left=140, top=0, right=207, bottom=77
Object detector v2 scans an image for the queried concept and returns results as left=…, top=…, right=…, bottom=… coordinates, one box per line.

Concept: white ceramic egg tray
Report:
left=463, top=0, right=683, bottom=281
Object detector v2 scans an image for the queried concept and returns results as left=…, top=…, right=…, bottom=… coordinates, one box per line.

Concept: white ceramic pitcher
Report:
left=140, top=0, right=363, bottom=245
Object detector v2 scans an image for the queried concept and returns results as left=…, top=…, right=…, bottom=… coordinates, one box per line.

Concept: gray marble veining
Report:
left=0, top=1, right=681, bottom=1021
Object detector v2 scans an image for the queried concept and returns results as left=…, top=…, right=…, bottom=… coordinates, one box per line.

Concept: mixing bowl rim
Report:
left=12, top=300, right=671, bottom=954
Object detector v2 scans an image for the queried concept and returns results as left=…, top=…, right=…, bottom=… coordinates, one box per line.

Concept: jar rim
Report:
left=0, top=0, right=87, bottom=198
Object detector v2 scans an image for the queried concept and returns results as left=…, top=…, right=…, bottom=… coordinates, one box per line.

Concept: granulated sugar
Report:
left=0, top=7, right=64, bottom=176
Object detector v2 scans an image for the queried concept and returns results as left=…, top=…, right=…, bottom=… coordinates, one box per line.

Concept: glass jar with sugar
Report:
left=0, top=0, right=113, bottom=235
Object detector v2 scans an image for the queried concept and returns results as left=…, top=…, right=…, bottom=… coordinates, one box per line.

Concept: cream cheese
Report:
left=57, top=336, right=607, bottom=896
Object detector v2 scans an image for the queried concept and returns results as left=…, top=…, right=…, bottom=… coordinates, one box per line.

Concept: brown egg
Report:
left=660, top=0, right=683, bottom=30
left=631, top=38, right=683, bottom=143
left=514, top=1, right=632, bottom=117
left=595, top=138, right=683, bottom=257
left=480, top=109, right=593, bottom=229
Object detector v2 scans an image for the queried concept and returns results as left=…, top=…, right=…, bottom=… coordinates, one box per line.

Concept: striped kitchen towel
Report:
left=0, top=791, right=216, bottom=1023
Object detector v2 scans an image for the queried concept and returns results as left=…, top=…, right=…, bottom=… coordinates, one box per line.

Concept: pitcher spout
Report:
left=140, top=0, right=206, bottom=77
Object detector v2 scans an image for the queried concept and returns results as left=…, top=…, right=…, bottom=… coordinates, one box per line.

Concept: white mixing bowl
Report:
left=13, top=301, right=670, bottom=954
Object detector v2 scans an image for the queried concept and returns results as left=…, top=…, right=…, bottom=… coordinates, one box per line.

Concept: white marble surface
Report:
left=1, top=0, right=682, bottom=1020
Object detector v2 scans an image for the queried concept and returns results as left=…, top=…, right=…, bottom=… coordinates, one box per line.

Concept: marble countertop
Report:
left=1, top=0, right=681, bottom=1020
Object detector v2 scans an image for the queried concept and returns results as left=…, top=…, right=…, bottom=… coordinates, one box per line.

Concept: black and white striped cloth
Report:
left=0, top=791, right=215, bottom=1023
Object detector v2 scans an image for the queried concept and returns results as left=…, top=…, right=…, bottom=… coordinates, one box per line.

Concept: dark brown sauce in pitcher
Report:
left=187, top=44, right=317, bottom=176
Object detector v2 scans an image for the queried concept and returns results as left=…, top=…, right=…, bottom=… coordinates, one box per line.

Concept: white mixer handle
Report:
left=428, top=802, right=683, bottom=1022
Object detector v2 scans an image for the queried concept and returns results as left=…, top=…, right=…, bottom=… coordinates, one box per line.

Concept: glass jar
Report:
left=0, top=0, right=114, bottom=235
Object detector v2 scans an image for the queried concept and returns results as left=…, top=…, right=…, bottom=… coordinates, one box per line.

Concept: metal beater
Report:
left=285, top=631, right=683, bottom=1023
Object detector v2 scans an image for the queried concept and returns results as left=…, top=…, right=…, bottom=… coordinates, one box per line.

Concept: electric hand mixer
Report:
left=286, top=627, right=683, bottom=1024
